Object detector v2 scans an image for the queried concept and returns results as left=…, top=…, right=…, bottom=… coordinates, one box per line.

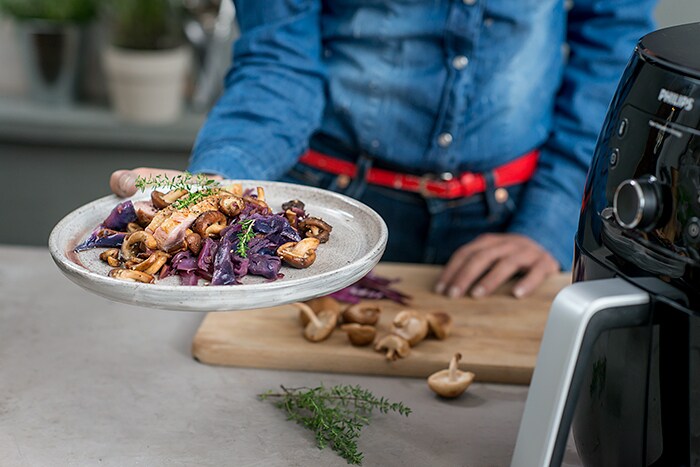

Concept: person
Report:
left=110, top=0, right=657, bottom=298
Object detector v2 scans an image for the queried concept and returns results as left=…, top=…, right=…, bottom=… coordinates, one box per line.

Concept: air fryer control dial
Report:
left=613, top=177, right=665, bottom=230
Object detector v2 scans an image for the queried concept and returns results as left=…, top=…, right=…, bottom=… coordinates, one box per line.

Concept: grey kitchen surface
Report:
left=0, top=246, right=582, bottom=466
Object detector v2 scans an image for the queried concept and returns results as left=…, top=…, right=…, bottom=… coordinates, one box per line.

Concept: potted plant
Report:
left=103, top=0, right=190, bottom=124
left=0, top=0, right=97, bottom=104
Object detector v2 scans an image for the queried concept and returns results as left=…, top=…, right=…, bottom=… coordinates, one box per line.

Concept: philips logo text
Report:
left=658, top=88, right=694, bottom=111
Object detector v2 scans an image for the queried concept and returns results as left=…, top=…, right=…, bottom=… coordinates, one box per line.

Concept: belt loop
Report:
left=483, top=170, right=506, bottom=221
left=344, top=152, right=373, bottom=199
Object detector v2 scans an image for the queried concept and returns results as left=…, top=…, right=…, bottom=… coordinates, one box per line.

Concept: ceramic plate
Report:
left=49, top=180, right=388, bottom=311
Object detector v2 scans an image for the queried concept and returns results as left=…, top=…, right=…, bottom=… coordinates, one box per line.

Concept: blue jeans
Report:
left=280, top=139, right=523, bottom=264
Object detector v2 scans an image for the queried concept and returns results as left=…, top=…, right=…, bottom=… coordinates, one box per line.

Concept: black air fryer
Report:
left=511, top=22, right=700, bottom=466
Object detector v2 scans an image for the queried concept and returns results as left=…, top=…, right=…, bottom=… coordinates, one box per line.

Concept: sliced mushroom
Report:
left=121, top=231, right=157, bottom=261
left=223, top=183, right=243, bottom=197
left=151, top=188, right=188, bottom=210
left=427, top=311, right=453, bottom=340
left=126, top=222, right=143, bottom=233
left=374, top=335, right=411, bottom=361
left=294, top=302, right=337, bottom=342
left=277, top=238, right=320, bottom=269
left=427, top=353, right=475, bottom=398
left=282, top=199, right=305, bottom=211
left=243, top=195, right=270, bottom=212
left=284, top=209, right=298, bottom=229
left=341, top=324, right=376, bottom=346
left=392, top=310, right=429, bottom=346
left=299, top=296, right=344, bottom=326
left=342, top=304, right=381, bottom=326
left=219, top=195, right=245, bottom=217
left=298, top=217, right=333, bottom=243
left=131, top=251, right=170, bottom=275
left=99, top=248, right=121, bottom=267
left=108, top=268, right=155, bottom=283
left=192, top=211, right=227, bottom=238
left=256, top=186, right=265, bottom=202
left=185, top=232, right=202, bottom=255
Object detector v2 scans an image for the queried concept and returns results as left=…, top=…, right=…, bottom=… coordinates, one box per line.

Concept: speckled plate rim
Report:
left=48, top=180, right=388, bottom=311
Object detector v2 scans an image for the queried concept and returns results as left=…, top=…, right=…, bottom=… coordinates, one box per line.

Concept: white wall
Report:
left=656, top=0, right=700, bottom=28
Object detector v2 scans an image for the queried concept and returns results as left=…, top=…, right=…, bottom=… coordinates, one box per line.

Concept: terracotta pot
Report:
left=103, top=45, right=190, bottom=124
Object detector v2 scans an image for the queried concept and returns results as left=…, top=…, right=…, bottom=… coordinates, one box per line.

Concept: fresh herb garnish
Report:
left=259, top=384, right=411, bottom=465
left=236, top=219, right=256, bottom=258
left=135, top=172, right=221, bottom=209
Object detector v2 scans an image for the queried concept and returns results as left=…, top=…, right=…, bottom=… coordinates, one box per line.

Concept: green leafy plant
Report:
left=107, top=0, right=183, bottom=50
left=259, top=384, right=411, bottom=465
left=0, top=0, right=97, bottom=22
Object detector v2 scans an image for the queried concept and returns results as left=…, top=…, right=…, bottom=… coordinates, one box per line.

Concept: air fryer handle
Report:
left=511, top=278, right=651, bottom=467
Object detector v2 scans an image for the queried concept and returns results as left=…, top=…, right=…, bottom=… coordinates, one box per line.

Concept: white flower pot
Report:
left=104, top=45, right=190, bottom=124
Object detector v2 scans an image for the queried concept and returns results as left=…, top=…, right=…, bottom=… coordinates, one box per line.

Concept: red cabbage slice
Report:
left=330, top=270, right=412, bottom=305
left=248, top=254, right=282, bottom=280
left=74, top=228, right=127, bottom=252
left=102, top=200, right=137, bottom=231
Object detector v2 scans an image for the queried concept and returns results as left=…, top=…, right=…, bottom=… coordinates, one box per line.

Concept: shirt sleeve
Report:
left=508, top=0, right=657, bottom=270
left=188, top=0, right=325, bottom=180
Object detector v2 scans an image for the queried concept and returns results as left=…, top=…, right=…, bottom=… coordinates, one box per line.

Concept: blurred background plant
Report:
left=107, top=0, right=184, bottom=50
left=0, top=0, right=97, bottom=23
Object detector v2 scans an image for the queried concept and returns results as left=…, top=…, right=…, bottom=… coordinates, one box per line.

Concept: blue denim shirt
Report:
left=189, top=0, right=657, bottom=268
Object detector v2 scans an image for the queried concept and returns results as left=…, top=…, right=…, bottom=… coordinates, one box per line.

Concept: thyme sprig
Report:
left=135, top=172, right=221, bottom=209
left=259, top=384, right=411, bottom=465
left=236, top=219, right=256, bottom=258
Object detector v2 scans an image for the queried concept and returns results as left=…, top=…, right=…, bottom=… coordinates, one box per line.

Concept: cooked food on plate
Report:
left=74, top=173, right=333, bottom=285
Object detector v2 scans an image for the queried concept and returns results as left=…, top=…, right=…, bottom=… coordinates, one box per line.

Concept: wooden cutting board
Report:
left=192, top=263, right=571, bottom=385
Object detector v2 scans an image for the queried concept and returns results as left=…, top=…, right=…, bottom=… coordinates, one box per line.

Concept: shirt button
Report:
left=452, top=55, right=469, bottom=70
left=463, top=0, right=476, bottom=5
left=437, top=132, right=453, bottom=148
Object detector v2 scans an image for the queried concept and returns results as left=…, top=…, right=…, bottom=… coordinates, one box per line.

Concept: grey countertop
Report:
left=0, top=246, right=582, bottom=467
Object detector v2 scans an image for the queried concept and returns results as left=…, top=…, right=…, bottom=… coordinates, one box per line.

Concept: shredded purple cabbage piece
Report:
left=330, top=271, right=412, bottom=305
left=102, top=201, right=137, bottom=231
left=74, top=228, right=127, bottom=252
left=74, top=201, right=136, bottom=252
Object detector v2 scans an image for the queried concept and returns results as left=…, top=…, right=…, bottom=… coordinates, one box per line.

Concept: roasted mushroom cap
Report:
left=282, top=199, right=305, bottom=211
left=121, top=231, right=158, bottom=261
left=427, top=353, right=475, bottom=398
left=108, top=268, right=155, bottom=283
left=277, top=238, right=320, bottom=268
left=299, top=296, right=344, bottom=326
left=294, top=302, right=337, bottom=342
left=219, top=195, right=245, bottom=217
left=374, top=334, right=411, bottom=361
left=392, top=310, right=429, bottom=346
left=427, top=311, right=453, bottom=340
left=151, top=188, right=188, bottom=209
left=185, top=232, right=202, bottom=255
left=342, top=304, right=381, bottom=326
left=298, top=217, right=333, bottom=243
left=99, top=248, right=121, bottom=267
left=193, top=211, right=228, bottom=238
left=340, top=323, right=376, bottom=346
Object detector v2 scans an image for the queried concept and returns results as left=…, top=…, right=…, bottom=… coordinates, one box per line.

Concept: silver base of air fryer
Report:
left=511, top=278, right=650, bottom=467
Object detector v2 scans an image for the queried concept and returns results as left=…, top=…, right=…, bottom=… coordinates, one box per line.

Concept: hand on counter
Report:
left=434, top=233, right=559, bottom=300
left=110, top=168, right=222, bottom=197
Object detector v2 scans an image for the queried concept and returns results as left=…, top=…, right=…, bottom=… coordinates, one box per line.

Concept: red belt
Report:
left=299, top=149, right=539, bottom=199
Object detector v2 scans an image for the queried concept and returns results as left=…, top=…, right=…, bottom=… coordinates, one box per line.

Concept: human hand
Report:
left=434, top=233, right=560, bottom=299
left=109, top=167, right=222, bottom=198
